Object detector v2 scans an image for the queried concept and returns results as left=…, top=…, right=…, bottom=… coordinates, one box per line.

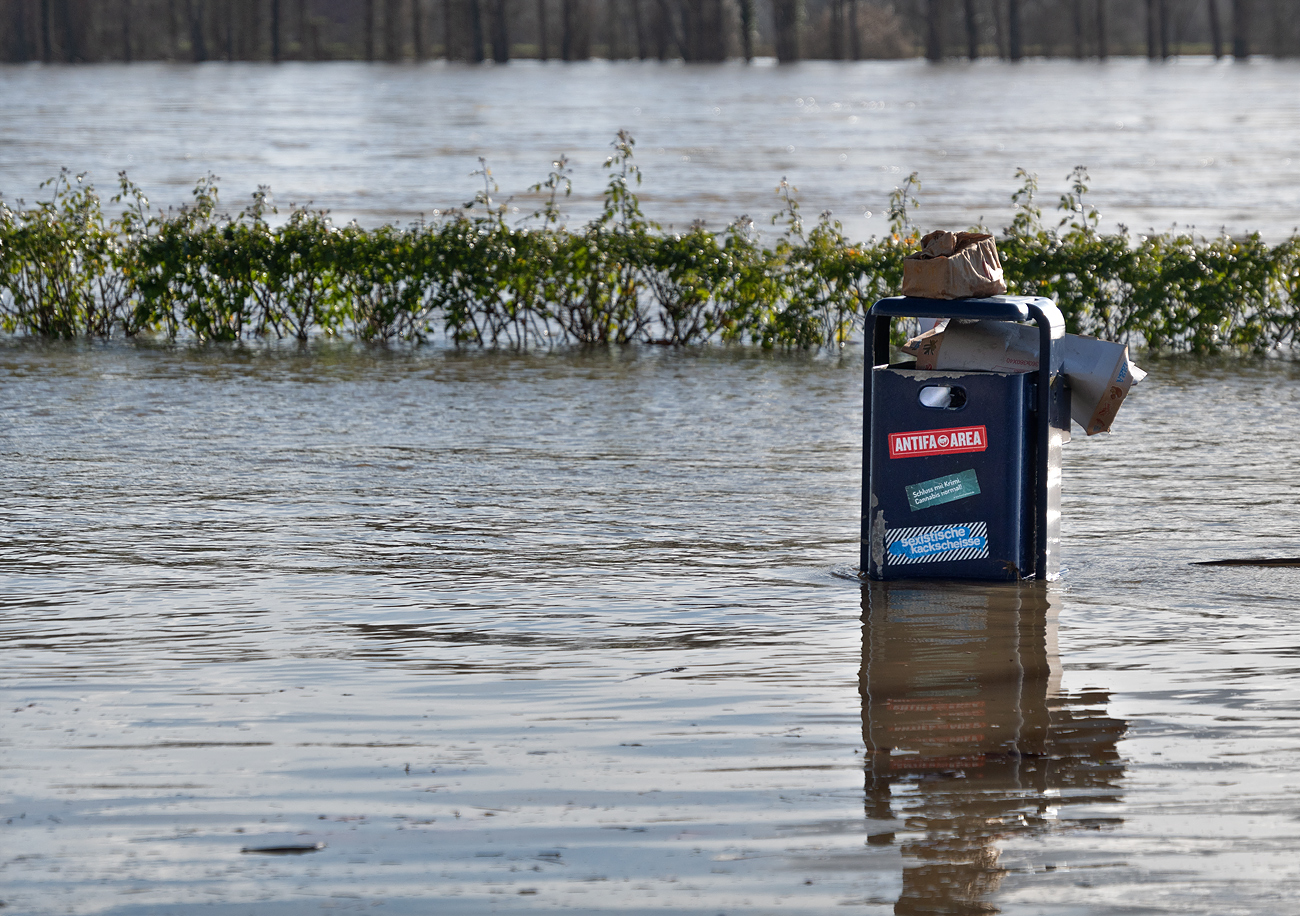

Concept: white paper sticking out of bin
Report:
left=902, top=319, right=1146, bottom=436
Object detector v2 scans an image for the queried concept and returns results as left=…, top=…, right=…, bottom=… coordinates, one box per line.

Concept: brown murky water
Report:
left=2, top=340, right=1299, bottom=914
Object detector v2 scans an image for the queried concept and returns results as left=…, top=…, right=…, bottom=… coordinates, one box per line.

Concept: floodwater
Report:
left=3, top=58, right=1300, bottom=240
left=3, top=340, right=1300, bottom=914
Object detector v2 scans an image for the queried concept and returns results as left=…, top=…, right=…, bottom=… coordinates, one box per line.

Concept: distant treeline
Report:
left=3, top=0, right=1298, bottom=63
left=3, top=134, right=1299, bottom=353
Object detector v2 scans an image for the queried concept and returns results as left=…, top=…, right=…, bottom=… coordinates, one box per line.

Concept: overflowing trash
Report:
left=894, top=228, right=1146, bottom=437
left=901, top=230, right=1008, bottom=299
left=901, top=318, right=1146, bottom=436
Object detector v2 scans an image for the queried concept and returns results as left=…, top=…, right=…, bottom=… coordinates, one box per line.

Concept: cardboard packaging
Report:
left=901, top=230, right=1009, bottom=300
left=901, top=319, right=1146, bottom=436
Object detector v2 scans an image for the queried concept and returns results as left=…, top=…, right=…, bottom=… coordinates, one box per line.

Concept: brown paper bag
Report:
left=901, top=230, right=1007, bottom=299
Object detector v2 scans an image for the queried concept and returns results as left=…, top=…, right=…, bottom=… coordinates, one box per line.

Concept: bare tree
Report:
left=271, top=0, right=281, bottom=59
left=1008, top=0, right=1021, bottom=60
left=632, top=0, right=647, bottom=57
left=59, top=0, right=79, bottom=60
left=364, top=0, right=374, bottom=58
left=1207, top=0, right=1222, bottom=57
left=536, top=0, right=548, bottom=57
left=188, top=0, right=208, bottom=59
left=773, top=0, right=799, bottom=61
left=40, top=0, right=52, bottom=62
left=413, top=0, right=426, bottom=58
left=122, top=0, right=133, bottom=60
left=558, top=0, right=587, bottom=59
left=469, top=0, right=483, bottom=60
left=1158, top=0, right=1169, bottom=58
left=847, top=0, right=859, bottom=58
left=1232, top=0, right=1249, bottom=58
left=683, top=0, right=724, bottom=60
left=739, top=0, right=754, bottom=59
left=965, top=0, right=978, bottom=58
left=828, top=0, right=840, bottom=59
left=991, top=0, right=1006, bottom=57
left=489, top=0, right=507, bottom=61
left=1096, top=0, right=1107, bottom=58
left=924, top=0, right=941, bottom=60
left=650, top=0, right=673, bottom=58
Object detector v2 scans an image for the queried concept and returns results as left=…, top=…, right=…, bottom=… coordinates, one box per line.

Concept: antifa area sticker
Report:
left=886, top=522, right=989, bottom=564
left=889, top=425, right=988, bottom=458
left=905, top=469, right=981, bottom=512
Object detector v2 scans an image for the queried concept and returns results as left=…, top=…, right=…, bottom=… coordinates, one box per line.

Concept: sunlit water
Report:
left=2, top=58, right=1300, bottom=240
left=2, top=340, right=1299, bottom=914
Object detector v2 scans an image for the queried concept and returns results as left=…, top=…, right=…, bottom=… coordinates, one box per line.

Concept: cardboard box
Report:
left=1060, top=334, right=1147, bottom=436
left=901, top=320, right=1146, bottom=436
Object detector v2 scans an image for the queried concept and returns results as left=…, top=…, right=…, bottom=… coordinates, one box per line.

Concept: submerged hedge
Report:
left=3, top=134, right=1298, bottom=353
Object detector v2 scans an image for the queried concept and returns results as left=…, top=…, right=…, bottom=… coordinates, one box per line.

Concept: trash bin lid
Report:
left=869, top=296, right=1064, bottom=336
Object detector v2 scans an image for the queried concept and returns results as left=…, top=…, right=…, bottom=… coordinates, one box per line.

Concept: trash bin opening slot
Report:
left=918, top=385, right=967, bottom=410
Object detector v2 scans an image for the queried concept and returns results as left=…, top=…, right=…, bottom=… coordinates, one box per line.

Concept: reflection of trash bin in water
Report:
left=860, top=582, right=1126, bottom=915
left=861, top=296, right=1070, bottom=581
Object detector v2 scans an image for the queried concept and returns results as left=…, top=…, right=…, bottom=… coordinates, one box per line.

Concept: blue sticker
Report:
left=886, top=522, right=990, bottom=564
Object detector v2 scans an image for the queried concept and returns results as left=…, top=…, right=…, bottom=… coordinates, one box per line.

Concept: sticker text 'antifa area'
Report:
left=888, top=425, right=988, bottom=459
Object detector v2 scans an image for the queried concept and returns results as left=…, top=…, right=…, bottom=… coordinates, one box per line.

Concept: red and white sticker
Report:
left=888, top=425, right=988, bottom=458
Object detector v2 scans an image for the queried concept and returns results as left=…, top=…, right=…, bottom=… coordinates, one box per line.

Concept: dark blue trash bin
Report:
left=860, top=296, right=1070, bottom=581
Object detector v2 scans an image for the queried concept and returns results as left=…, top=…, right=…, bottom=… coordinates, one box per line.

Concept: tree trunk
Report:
left=536, top=0, right=548, bottom=57
left=58, top=0, right=77, bottom=60
left=490, top=0, right=507, bottom=61
left=632, top=0, right=646, bottom=58
left=1007, top=0, right=1021, bottom=60
left=964, top=0, right=977, bottom=58
left=738, top=0, right=753, bottom=60
left=560, top=0, right=571, bottom=58
left=1207, top=0, right=1222, bottom=58
left=650, top=0, right=670, bottom=58
left=1095, top=0, right=1107, bottom=59
left=558, top=0, right=587, bottom=59
left=772, top=0, right=799, bottom=62
left=413, top=0, right=425, bottom=58
left=924, top=0, right=942, bottom=61
left=40, top=0, right=52, bottom=61
left=680, top=0, right=695, bottom=60
left=469, top=0, right=483, bottom=60
left=13, top=0, right=32, bottom=61
left=383, top=0, right=398, bottom=59
left=1145, top=0, right=1156, bottom=57
left=1071, top=0, right=1083, bottom=58
left=122, top=0, right=132, bottom=60
left=226, top=0, right=236, bottom=58
left=1157, top=0, right=1168, bottom=58
left=364, top=0, right=373, bottom=58
left=992, top=0, right=1006, bottom=58
left=271, top=0, right=281, bottom=59
left=695, top=0, right=723, bottom=60
left=1232, top=0, right=1248, bottom=59
left=829, top=0, right=843, bottom=59
left=842, top=0, right=852, bottom=59
left=189, top=0, right=207, bottom=59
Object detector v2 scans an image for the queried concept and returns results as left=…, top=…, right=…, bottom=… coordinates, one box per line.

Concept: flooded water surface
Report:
left=3, top=341, right=1300, bottom=914
left=3, top=58, right=1300, bottom=240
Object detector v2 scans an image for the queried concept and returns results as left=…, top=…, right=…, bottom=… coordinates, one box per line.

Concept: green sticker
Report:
left=905, top=469, right=981, bottom=512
